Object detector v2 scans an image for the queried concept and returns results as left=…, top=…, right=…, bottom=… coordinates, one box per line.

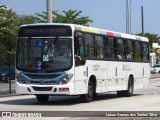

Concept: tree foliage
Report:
left=17, top=15, right=40, bottom=25
left=0, top=5, right=40, bottom=65
left=0, top=5, right=18, bottom=65
left=36, top=10, right=93, bottom=26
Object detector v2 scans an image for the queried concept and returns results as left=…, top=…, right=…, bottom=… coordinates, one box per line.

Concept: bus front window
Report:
left=17, top=38, right=72, bottom=72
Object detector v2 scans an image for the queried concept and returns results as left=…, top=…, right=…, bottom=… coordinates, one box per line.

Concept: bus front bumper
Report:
left=15, top=81, right=73, bottom=95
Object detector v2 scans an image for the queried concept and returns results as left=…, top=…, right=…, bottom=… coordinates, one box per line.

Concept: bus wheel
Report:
left=36, top=95, right=49, bottom=103
left=126, top=77, right=134, bottom=97
left=81, top=80, right=94, bottom=102
left=117, top=77, right=134, bottom=97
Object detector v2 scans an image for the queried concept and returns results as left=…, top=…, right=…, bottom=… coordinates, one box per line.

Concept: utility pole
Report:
left=141, top=6, right=144, bottom=36
left=47, top=0, right=52, bottom=23
left=126, top=0, right=129, bottom=34
left=126, top=0, right=131, bottom=34
left=129, top=0, right=131, bottom=34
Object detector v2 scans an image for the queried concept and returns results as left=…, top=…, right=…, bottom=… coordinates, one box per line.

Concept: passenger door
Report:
left=74, top=32, right=87, bottom=94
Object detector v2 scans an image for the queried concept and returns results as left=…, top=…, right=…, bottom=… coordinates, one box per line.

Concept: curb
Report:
left=0, top=93, right=27, bottom=98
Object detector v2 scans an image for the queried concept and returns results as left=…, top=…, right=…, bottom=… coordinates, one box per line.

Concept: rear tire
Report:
left=117, top=77, right=134, bottom=97
left=36, top=95, right=49, bottom=103
left=81, top=80, right=94, bottom=102
left=126, top=77, right=134, bottom=97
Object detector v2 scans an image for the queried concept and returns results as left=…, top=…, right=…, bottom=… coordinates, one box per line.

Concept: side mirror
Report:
left=75, top=56, right=85, bottom=66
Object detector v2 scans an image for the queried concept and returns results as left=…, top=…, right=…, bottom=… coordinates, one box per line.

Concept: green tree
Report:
left=17, top=15, right=40, bottom=25
left=136, top=33, right=159, bottom=50
left=0, top=5, right=18, bottom=65
left=0, top=5, right=41, bottom=66
left=36, top=10, right=93, bottom=26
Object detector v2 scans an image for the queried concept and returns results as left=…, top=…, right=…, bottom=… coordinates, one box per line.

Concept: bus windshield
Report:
left=16, top=38, right=72, bottom=72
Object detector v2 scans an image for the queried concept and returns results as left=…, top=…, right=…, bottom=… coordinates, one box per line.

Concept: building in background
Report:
left=150, top=43, right=160, bottom=66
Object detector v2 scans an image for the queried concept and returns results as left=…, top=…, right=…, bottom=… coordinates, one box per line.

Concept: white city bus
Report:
left=16, top=23, right=150, bottom=103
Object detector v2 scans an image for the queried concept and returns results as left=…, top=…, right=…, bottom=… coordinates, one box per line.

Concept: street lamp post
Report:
left=8, top=39, right=11, bottom=94
left=141, top=6, right=144, bottom=36
left=47, top=0, right=52, bottom=23
left=126, top=0, right=131, bottom=34
left=126, top=0, right=129, bottom=34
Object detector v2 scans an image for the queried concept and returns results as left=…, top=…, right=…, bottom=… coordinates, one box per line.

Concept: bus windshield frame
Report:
left=16, top=37, right=73, bottom=72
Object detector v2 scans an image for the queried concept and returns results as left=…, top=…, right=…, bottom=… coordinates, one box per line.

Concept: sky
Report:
left=1, top=0, right=160, bottom=36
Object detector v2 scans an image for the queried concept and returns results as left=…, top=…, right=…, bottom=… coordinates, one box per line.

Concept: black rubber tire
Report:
left=126, top=77, right=134, bottom=97
left=117, top=77, right=134, bottom=97
left=81, top=80, right=94, bottom=102
left=36, top=95, right=49, bottom=103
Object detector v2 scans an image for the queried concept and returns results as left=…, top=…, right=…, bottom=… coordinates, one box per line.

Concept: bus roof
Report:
left=20, top=23, right=149, bottom=42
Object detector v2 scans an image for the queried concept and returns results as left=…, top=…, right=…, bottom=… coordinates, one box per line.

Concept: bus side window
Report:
left=84, top=33, right=94, bottom=58
left=126, top=40, right=134, bottom=60
left=115, top=38, right=125, bottom=60
left=95, top=35, right=105, bottom=58
left=142, top=42, right=149, bottom=61
left=106, top=37, right=116, bottom=59
left=134, top=41, right=142, bottom=61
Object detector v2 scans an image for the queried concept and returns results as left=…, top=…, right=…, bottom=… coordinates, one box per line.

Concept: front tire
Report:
left=36, top=95, right=49, bottom=103
left=81, top=80, right=94, bottom=102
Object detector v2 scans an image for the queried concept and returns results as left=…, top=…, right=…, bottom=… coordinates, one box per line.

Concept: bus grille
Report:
left=30, top=81, right=56, bottom=84
left=26, top=74, right=60, bottom=79
left=32, top=87, right=52, bottom=91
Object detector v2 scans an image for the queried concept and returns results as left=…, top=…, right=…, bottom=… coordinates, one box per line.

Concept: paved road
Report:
left=0, top=77, right=160, bottom=119
left=0, top=78, right=160, bottom=115
left=0, top=81, right=15, bottom=96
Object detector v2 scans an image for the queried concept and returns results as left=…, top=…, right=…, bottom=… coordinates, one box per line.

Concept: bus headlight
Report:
left=16, top=74, right=28, bottom=84
left=58, top=74, right=73, bottom=85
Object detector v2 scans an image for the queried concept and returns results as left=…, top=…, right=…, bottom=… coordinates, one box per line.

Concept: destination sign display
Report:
left=18, top=25, right=72, bottom=37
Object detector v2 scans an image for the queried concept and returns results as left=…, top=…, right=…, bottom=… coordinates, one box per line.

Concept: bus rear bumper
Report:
left=15, top=81, right=74, bottom=95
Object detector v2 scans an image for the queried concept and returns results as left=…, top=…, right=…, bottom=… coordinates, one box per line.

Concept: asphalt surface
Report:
left=0, top=80, right=15, bottom=97
left=0, top=75, right=160, bottom=120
